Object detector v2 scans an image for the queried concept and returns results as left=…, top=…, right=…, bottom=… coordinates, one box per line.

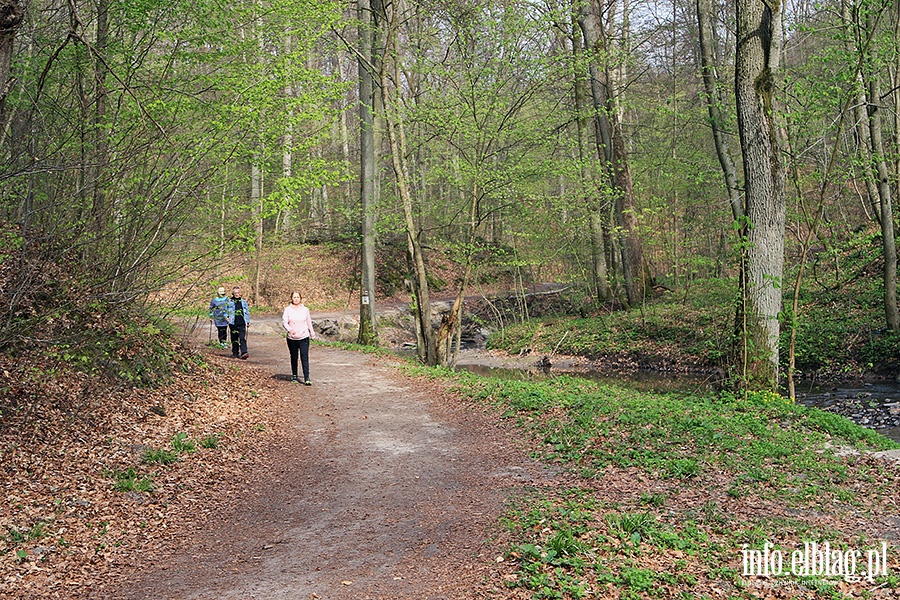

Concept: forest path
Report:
left=103, top=329, right=556, bottom=599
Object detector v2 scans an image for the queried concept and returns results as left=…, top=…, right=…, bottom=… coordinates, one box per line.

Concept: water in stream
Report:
left=795, top=381, right=900, bottom=443
left=454, top=360, right=900, bottom=443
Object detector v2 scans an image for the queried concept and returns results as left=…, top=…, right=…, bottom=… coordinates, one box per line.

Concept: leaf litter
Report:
left=0, top=348, right=288, bottom=599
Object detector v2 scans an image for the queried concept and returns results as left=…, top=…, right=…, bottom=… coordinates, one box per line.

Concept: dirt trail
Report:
left=102, top=328, right=557, bottom=599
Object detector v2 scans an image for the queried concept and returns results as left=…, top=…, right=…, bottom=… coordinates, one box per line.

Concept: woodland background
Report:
left=5, top=2, right=900, bottom=596
left=2, top=0, right=900, bottom=387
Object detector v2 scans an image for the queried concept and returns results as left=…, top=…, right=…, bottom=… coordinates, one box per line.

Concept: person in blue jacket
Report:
left=208, top=287, right=233, bottom=349
left=229, top=286, right=250, bottom=359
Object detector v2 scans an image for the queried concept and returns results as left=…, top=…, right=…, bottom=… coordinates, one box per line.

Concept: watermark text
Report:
left=741, top=541, right=890, bottom=583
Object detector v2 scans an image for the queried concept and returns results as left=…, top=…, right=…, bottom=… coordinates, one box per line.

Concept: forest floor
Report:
left=6, top=323, right=900, bottom=600
left=2, top=322, right=570, bottom=599
left=102, top=333, right=565, bottom=600
left=4, top=320, right=900, bottom=599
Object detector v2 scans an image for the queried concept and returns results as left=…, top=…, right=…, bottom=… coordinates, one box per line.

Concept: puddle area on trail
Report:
left=453, top=355, right=900, bottom=443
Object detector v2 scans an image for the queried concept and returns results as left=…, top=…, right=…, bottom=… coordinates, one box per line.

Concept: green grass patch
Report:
left=199, top=433, right=221, bottom=449
left=170, top=432, right=196, bottom=454
left=403, top=364, right=899, bottom=596
left=141, top=448, right=178, bottom=465
left=425, top=368, right=897, bottom=499
left=317, top=339, right=401, bottom=357
left=141, top=432, right=201, bottom=465
left=4, top=521, right=50, bottom=561
left=500, top=486, right=896, bottom=598
left=5, top=522, right=46, bottom=545
left=106, top=467, right=154, bottom=492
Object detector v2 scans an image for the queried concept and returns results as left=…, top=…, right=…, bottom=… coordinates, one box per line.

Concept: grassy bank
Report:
left=410, top=366, right=900, bottom=599
left=486, top=280, right=733, bottom=372
left=486, top=275, right=900, bottom=380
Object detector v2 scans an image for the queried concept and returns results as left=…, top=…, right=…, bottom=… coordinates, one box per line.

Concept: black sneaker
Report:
left=241, top=353, right=249, bottom=360
left=304, top=380, right=312, bottom=386
left=291, top=376, right=299, bottom=383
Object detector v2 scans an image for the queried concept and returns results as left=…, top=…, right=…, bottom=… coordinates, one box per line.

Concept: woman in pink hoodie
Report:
left=282, top=291, right=316, bottom=384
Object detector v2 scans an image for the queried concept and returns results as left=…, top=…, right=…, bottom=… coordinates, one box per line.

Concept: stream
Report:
left=453, top=351, right=900, bottom=443
left=795, top=382, right=900, bottom=443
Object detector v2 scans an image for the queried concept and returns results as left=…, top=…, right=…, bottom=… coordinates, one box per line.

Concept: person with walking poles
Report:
left=282, top=291, right=315, bottom=384
left=230, top=286, right=250, bottom=359
left=208, top=286, right=233, bottom=349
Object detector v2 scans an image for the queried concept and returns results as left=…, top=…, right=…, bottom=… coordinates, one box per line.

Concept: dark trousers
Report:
left=230, top=324, right=248, bottom=356
left=287, top=337, right=310, bottom=380
left=216, top=325, right=229, bottom=344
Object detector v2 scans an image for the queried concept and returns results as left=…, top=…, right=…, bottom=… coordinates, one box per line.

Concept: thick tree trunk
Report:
left=735, top=0, right=786, bottom=390
left=611, top=120, right=645, bottom=304
left=572, top=8, right=609, bottom=303
left=589, top=212, right=609, bottom=302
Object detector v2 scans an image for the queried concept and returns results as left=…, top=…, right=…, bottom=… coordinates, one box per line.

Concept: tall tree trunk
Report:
left=252, top=161, right=263, bottom=305
left=572, top=8, right=610, bottom=303
left=865, top=47, right=900, bottom=331
left=578, top=0, right=647, bottom=306
left=281, top=124, right=292, bottom=236
left=894, top=1, right=900, bottom=210
left=697, top=0, right=743, bottom=221
left=339, top=59, right=352, bottom=207
left=611, top=118, right=644, bottom=304
left=894, top=17, right=900, bottom=223
left=840, top=1, right=899, bottom=331
left=380, top=5, right=436, bottom=365
left=91, top=0, right=110, bottom=238
left=281, top=32, right=294, bottom=240
left=735, top=0, right=786, bottom=390
left=219, top=165, right=227, bottom=267
left=357, top=0, right=379, bottom=345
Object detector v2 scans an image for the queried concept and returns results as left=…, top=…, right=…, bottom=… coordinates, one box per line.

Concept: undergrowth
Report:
left=406, top=365, right=900, bottom=598
left=486, top=279, right=734, bottom=369
left=487, top=231, right=900, bottom=379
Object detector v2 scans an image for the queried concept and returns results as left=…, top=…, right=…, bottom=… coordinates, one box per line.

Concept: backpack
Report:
left=211, top=297, right=230, bottom=321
